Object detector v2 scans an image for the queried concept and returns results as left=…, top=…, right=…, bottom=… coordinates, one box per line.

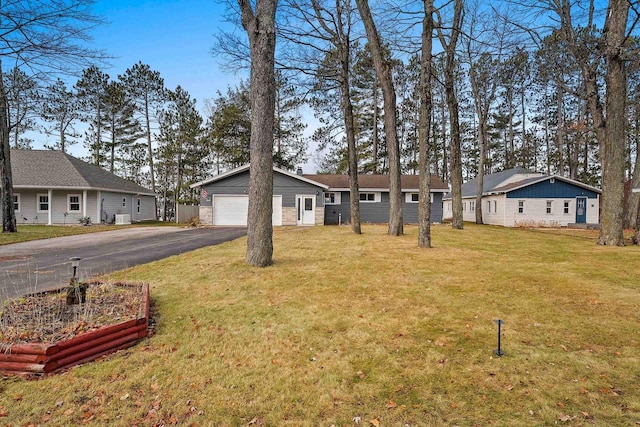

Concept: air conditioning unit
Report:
left=115, top=214, right=131, bottom=225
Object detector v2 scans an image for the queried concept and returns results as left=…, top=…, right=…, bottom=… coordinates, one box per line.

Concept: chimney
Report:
left=296, top=167, right=303, bottom=175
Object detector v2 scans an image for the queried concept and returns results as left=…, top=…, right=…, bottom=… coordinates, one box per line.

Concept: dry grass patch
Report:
left=1, top=224, right=639, bottom=426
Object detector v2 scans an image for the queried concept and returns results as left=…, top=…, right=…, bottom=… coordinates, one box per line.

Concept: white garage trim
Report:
left=212, top=195, right=282, bottom=226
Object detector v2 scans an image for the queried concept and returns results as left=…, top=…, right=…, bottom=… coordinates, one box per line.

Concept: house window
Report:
left=359, top=192, right=378, bottom=202
left=405, top=193, right=419, bottom=203
left=470, top=201, right=475, bottom=212
left=324, top=192, right=341, bottom=205
left=546, top=200, right=552, bottom=214
left=13, top=193, right=20, bottom=212
left=137, top=198, right=141, bottom=214
left=563, top=201, right=570, bottom=214
left=493, top=201, right=497, bottom=213
left=37, top=194, right=49, bottom=212
left=68, top=194, right=81, bottom=212
left=122, top=197, right=127, bottom=207
left=518, top=200, right=525, bottom=214
left=486, top=200, right=491, bottom=213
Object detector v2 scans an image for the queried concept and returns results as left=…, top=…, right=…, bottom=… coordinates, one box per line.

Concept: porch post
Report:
left=82, top=190, right=88, bottom=218
left=96, top=191, right=101, bottom=224
left=47, top=188, right=53, bottom=225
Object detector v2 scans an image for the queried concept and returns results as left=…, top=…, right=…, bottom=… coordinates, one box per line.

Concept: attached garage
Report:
left=212, top=195, right=282, bottom=226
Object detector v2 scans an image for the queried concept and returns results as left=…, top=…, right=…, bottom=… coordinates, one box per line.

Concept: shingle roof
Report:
left=303, top=174, right=449, bottom=191
left=444, top=167, right=601, bottom=199
left=11, top=149, right=155, bottom=195
left=458, top=167, right=533, bottom=198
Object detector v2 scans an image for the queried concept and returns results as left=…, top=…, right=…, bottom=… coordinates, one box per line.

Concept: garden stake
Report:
left=493, top=319, right=505, bottom=356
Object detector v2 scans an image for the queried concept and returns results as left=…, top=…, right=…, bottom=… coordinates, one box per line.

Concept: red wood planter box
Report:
left=0, top=283, right=149, bottom=376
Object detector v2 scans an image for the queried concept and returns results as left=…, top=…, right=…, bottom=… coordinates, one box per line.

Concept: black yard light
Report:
left=493, top=319, right=505, bottom=357
left=70, top=257, right=82, bottom=281
left=67, top=257, right=87, bottom=305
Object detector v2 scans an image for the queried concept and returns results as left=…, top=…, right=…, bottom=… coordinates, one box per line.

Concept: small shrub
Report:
left=78, top=216, right=92, bottom=226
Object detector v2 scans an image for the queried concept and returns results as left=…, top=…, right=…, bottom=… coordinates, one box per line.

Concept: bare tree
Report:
left=239, top=0, right=277, bottom=266
left=0, top=0, right=104, bottom=233
left=436, top=0, right=464, bottom=230
left=282, top=0, right=362, bottom=234
left=463, top=3, right=508, bottom=224
left=355, top=0, right=403, bottom=236
left=418, top=0, right=434, bottom=248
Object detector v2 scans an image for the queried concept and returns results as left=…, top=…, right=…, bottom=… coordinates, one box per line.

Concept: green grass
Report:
left=1, top=224, right=639, bottom=426
left=0, top=222, right=183, bottom=246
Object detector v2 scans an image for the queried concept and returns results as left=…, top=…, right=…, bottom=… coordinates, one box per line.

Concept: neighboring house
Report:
left=191, top=164, right=449, bottom=226
left=442, top=167, right=601, bottom=227
left=9, top=150, right=156, bottom=225
left=304, top=174, right=449, bottom=224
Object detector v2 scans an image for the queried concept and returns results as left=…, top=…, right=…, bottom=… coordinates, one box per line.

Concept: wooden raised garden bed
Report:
left=0, top=282, right=149, bottom=376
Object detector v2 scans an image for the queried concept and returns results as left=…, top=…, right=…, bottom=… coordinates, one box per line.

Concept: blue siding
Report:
left=203, top=170, right=325, bottom=207
left=506, top=179, right=598, bottom=199
left=324, top=192, right=444, bottom=224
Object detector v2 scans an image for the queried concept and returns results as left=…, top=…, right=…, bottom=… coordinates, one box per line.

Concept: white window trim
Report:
left=517, top=200, right=525, bottom=214
left=122, top=197, right=127, bottom=208
left=493, top=201, right=497, bottom=214
left=405, top=192, right=419, bottom=203
left=13, top=193, right=20, bottom=213
left=68, top=194, right=81, bottom=212
left=563, top=200, right=571, bottom=215
left=136, top=197, right=141, bottom=214
left=37, top=193, right=49, bottom=213
left=324, top=192, right=341, bottom=205
left=359, top=192, right=381, bottom=203
left=546, top=200, right=553, bottom=215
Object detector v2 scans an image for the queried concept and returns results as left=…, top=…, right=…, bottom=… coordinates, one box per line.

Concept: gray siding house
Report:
left=304, top=174, right=449, bottom=224
left=192, top=164, right=448, bottom=226
left=191, top=165, right=328, bottom=226
left=9, top=150, right=156, bottom=225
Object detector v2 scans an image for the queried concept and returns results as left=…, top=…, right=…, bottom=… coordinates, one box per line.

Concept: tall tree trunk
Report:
left=239, top=0, right=277, bottom=266
left=597, top=0, right=628, bottom=246
left=625, top=111, right=640, bottom=231
left=144, top=94, right=158, bottom=219
left=556, top=85, right=565, bottom=176
left=0, top=64, right=17, bottom=233
left=356, top=0, right=403, bottom=236
left=437, top=0, right=463, bottom=230
left=372, top=79, right=378, bottom=174
left=338, top=18, right=361, bottom=234
left=418, top=0, right=434, bottom=248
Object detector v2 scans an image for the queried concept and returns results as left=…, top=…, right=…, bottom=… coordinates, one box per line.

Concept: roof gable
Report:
left=11, top=150, right=154, bottom=195
left=190, top=164, right=330, bottom=189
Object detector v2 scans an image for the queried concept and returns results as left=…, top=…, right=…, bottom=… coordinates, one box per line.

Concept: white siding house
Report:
left=443, top=168, right=601, bottom=227
left=8, top=150, right=156, bottom=225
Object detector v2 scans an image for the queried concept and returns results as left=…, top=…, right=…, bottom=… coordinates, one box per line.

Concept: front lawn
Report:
left=1, top=224, right=639, bottom=426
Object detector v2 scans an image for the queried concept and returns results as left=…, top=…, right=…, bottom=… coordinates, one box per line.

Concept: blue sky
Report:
left=91, top=0, right=243, bottom=106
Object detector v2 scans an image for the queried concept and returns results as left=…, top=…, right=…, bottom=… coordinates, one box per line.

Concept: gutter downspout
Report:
left=47, top=189, right=52, bottom=225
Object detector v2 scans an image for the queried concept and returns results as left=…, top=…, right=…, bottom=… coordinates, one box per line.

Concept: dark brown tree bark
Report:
left=436, top=0, right=464, bottom=230
left=597, top=0, right=628, bottom=246
left=418, top=0, right=434, bottom=248
left=355, top=0, right=403, bottom=236
left=0, top=63, right=16, bottom=233
left=554, top=0, right=629, bottom=245
left=239, top=0, right=277, bottom=266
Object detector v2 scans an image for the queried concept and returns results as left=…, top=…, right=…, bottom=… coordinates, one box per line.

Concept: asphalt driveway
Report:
left=0, top=226, right=246, bottom=302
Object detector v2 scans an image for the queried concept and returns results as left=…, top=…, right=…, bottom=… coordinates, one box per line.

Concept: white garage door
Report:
left=213, top=195, right=282, bottom=226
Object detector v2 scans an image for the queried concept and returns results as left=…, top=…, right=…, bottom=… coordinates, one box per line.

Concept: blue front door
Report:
left=576, top=197, right=587, bottom=223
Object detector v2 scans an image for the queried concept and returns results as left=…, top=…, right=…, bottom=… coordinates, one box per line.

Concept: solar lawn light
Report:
left=70, top=257, right=82, bottom=280
left=493, top=319, right=505, bottom=357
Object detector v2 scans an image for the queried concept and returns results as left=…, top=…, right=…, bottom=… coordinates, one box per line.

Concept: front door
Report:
left=296, top=195, right=315, bottom=225
left=576, top=197, right=587, bottom=223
